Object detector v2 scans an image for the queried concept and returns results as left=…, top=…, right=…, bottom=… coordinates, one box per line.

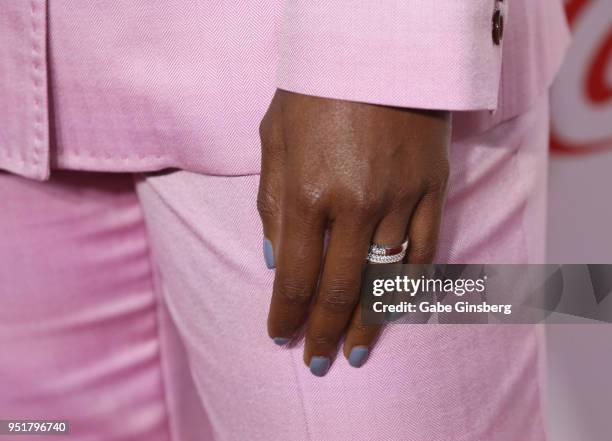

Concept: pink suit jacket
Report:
left=1, top=0, right=570, bottom=181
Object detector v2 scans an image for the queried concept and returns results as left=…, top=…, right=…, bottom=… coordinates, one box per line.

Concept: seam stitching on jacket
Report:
left=30, top=0, right=44, bottom=167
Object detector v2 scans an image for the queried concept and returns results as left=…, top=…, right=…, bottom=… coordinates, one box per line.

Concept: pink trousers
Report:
left=0, top=96, right=549, bottom=440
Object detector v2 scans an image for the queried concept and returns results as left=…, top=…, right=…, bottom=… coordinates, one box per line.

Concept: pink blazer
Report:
left=0, top=0, right=569, bottom=181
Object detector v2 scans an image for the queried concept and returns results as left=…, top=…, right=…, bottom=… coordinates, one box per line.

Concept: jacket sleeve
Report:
left=276, top=0, right=505, bottom=111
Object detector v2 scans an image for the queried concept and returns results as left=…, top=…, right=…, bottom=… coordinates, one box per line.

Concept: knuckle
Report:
left=256, top=191, right=279, bottom=219
left=343, top=189, right=383, bottom=220
left=309, top=331, right=336, bottom=347
left=352, top=195, right=378, bottom=214
left=320, top=282, right=358, bottom=313
left=276, top=278, right=312, bottom=305
left=294, top=185, right=326, bottom=213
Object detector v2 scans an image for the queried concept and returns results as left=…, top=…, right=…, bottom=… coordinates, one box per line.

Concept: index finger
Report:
left=267, top=203, right=326, bottom=345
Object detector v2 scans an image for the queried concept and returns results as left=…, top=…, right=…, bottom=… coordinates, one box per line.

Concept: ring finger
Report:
left=342, top=206, right=414, bottom=368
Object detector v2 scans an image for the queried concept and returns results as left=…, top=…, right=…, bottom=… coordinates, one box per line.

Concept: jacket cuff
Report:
left=277, top=1, right=504, bottom=111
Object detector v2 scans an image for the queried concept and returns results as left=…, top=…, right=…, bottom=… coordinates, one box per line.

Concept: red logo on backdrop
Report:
left=551, top=0, right=612, bottom=154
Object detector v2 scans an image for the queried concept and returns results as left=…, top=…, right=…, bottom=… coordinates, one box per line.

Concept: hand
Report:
left=258, top=90, right=451, bottom=376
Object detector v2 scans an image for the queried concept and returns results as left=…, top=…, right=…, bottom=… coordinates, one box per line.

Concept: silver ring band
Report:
left=367, top=240, right=409, bottom=264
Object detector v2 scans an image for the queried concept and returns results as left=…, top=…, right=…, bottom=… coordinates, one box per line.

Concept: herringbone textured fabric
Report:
left=0, top=0, right=569, bottom=180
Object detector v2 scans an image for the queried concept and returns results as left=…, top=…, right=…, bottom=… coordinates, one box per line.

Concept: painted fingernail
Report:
left=263, top=238, right=275, bottom=269
left=348, top=346, right=369, bottom=368
left=309, top=356, right=331, bottom=377
left=273, top=337, right=290, bottom=346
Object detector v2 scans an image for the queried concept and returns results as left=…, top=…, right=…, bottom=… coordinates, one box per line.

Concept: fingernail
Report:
left=309, top=356, right=331, bottom=377
left=273, top=337, right=290, bottom=346
left=348, top=346, right=369, bottom=368
left=263, top=238, right=275, bottom=269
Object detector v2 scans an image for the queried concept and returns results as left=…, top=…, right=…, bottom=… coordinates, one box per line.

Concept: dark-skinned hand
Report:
left=258, top=89, right=451, bottom=376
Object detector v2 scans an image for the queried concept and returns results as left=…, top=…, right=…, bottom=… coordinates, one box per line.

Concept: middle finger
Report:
left=303, top=216, right=375, bottom=376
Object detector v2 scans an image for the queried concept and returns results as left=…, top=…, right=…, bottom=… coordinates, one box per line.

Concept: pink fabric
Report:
left=131, top=95, right=551, bottom=441
left=278, top=1, right=504, bottom=110
left=0, top=95, right=551, bottom=440
left=277, top=0, right=569, bottom=118
left=0, top=0, right=569, bottom=180
left=0, top=171, right=209, bottom=441
left=0, top=1, right=562, bottom=438
left=0, top=0, right=50, bottom=180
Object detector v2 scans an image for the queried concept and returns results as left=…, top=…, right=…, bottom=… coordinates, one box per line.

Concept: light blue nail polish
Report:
left=263, top=238, right=275, bottom=269
left=309, top=356, right=331, bottom=377
left=273, top=337, right=290, bottom=346
left=348, top=346, right=369, bottom=368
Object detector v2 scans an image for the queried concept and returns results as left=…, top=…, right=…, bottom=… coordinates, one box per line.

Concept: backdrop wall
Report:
left=546, top=1, right=611, bottom=440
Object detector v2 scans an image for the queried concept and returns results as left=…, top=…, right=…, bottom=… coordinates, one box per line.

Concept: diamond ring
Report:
left=366, top=240, right=409, bottom=264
